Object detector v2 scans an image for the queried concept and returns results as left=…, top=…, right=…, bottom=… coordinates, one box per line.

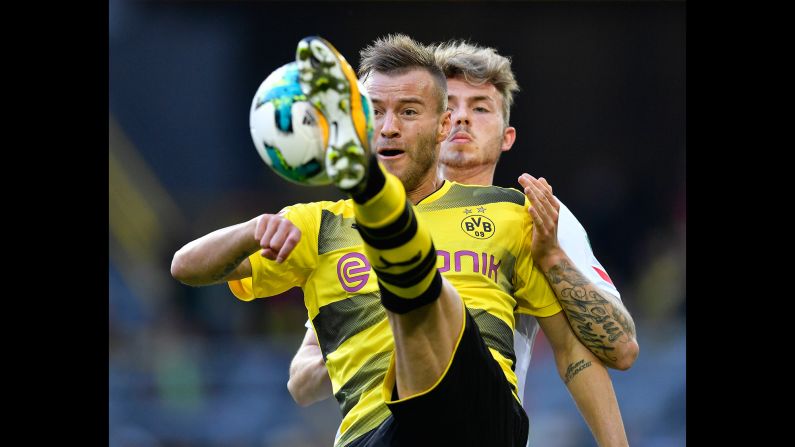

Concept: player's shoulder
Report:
left=556, top=198, right=574, bottom=219
left=555, top=198, right=588, bottom=234
left=285, top=198, right=350, bottom=212
left=282, top=199, right=353, bottom=224
left=446, top=182, right=526, bottom=206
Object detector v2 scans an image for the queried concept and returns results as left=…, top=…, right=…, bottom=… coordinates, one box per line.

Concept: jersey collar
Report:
left=416, top=180, right=452, bottom=206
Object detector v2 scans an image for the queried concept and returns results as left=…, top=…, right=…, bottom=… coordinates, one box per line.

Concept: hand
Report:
left=254, top=214, right=302, bottom=263
left=518, top=174, right=562, bottom=265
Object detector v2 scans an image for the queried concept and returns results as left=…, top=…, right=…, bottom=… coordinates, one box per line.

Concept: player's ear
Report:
left=501, top=126, right=516, bottom=152
left=438, top=110, right=452, bottom=143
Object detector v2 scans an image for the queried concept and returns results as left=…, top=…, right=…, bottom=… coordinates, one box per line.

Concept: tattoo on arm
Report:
left=612, top=306, right=636, bottom=338
left=564, top=359, right=593, bottom=385
left=547, top=262, right=590, bottom=287
left=211, top=252, right=250, bottom=282
left=545, top=260, right=634, bottom=363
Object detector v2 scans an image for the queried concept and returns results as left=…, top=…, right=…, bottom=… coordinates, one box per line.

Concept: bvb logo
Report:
left=461, top=215, right=495, bottom=239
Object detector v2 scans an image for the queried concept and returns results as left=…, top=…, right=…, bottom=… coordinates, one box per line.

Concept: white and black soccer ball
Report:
left=249, top=61, right=330, bottom=185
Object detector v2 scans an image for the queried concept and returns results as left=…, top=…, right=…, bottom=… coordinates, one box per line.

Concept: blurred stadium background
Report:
left=109, top=1, right=685, bottom=446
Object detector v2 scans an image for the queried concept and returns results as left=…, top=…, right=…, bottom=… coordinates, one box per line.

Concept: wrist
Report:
left=244, top=216, right=265, bottom=250
left=536, top=248, right=567, bottom=272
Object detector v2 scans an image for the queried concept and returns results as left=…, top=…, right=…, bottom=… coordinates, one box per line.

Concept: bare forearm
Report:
left=171, top=217, right=259, bottom=286
left=540, top=252, right=638, bottom=369
left=287, top=345, right=332, bottom=406
left=555, top=346, right=629, bottom=447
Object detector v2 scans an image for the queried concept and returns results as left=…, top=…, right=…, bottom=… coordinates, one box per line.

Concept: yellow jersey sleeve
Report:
left=228, top=203, right=320, bottom=301
left=513, top=196, right=562, bottom=317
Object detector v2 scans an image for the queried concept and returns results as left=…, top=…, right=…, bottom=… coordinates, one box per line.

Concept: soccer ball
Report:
left=249, top=61, right=330, bottom=185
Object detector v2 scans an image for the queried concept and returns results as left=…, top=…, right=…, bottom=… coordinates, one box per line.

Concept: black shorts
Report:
left=349, top=309, right=529, bottom=447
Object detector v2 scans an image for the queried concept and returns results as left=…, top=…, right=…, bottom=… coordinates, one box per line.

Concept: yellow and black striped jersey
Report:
left=228, top=180, right=561, bottom=446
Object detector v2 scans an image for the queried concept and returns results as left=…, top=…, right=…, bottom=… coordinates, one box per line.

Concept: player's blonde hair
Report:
left=433, top=40, right=519, bottom=127
left=358, top=34, right=447, bottom=113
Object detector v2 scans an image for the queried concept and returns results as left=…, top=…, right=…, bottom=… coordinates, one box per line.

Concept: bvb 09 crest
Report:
left=461, top=215, right=495, bottom=240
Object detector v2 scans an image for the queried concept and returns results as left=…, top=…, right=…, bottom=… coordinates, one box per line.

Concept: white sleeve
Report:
left=513, top=314, right=539, bottom=409
left=556, top=199, right=621, bottom=300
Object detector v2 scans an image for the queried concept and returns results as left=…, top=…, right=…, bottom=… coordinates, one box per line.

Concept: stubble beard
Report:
left=440, top=133, right=503, bottom=170
left=397, top=130, right=439, bottom=193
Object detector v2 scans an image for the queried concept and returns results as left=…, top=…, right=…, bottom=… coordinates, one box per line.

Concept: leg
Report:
left=350, top=158, right=464, bottom=399
left=386, top=279, right=464, bottom=398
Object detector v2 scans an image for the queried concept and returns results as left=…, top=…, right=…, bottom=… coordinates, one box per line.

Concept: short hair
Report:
left=358, top=34, right=447, bottom=113
left=433, top=40, right=519, bottom=127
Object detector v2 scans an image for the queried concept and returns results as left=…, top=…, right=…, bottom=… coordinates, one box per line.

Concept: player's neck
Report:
left=440, top=163, right=496, bottom=187
left=406, top=170, right=445, bottom=205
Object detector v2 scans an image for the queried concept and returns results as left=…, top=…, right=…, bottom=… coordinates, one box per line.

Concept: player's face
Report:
left=441, top=77, right=514, bottom=171
left=367, top=69, right=451, bottom=192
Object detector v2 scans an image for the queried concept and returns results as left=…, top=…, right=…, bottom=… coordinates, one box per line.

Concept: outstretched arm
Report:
left=519, top=174, right=639, bottom=370
left=287, top=327, right=333, bottom=406
left=171, top=213, right=301, bottom=286
left=538, top=312, right=628, bottom=447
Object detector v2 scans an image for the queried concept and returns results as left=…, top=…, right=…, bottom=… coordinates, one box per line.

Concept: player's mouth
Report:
left=449, top=131, right=473, bottom=143
left=376, top=148, right=406, bottom=159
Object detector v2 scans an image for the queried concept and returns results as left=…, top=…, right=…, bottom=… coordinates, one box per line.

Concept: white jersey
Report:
left=514, top=199, right=621, bottom=409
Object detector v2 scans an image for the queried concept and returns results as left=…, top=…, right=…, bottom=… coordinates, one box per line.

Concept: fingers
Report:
left=517, top=172, right=533, bottom=189
left=258, top=215, right=281, bottom=249
left=538, top=177, right=552, bottom=194
left=269, top=220, right=302, bottom=263
left=256, top=214, right=301, bottom=263
left=260, top=247, right=279, bottom=261
left=276, top=226, right=302, bottom=263
left=537, top=177, right=560, bottom=211
left=520, top=174, right=553, bottom=194
left=518, top=174, right=555, bottom=205
left=254, top=214, right=272, bottom=241
left=526, top=202, right=544, bottom=229
left=523, top=180, right=549, bottom=223
left=518, top=173, right=559, bottom=226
